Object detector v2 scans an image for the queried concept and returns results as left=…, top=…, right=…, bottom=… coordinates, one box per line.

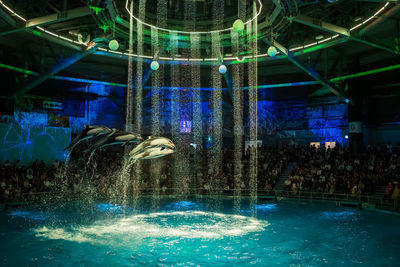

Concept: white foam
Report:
left=33, top=211, right=269, bottom=245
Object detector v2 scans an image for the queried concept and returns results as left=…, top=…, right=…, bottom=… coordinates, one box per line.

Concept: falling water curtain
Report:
left=211, top=0, right=224, bottom=198
left=170, top=32, right=182, bottom=195
left=149, top=0, right=167, bottom=210
left=132, top=0, right=147, bottom=200
left=248, top=1, right=258, bottom=215
left=181, top=0, right=197, bottom=195
left=232, top=0, right=246, bottom=214
left=191, top=33, right=202, bottom=193
left=125, top=1, right=134, bottom=132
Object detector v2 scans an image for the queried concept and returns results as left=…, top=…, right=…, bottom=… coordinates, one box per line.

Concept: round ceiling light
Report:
left=109, top=40, right=119, bottom=51
left=219, top=65, right=227, bottom=74
left=151, top=61, right=159, bottom=71
left=267, top=46, right=277, bottom=57
left=233, top=19, right=244, bottom=33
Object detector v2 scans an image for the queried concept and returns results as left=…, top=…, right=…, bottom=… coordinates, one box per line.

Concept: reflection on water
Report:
left=165, top=201, right=201, bottom=210
left=96, top=203, right=124, bottom=213
left=320, top=210, right=357, bottom=219
left=2, top=200, right=400, bottom=266
left=256, top=204, right=278, bottom=211
left=9, top=210, right=47, bottom=221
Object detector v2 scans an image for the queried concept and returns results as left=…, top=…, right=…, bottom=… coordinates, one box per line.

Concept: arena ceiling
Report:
left=0, top=0, right=399, bottom=102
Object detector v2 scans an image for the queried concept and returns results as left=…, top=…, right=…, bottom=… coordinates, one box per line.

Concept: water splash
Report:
left=87, top=150, right=97, bottom=166
left=114, top=158, right=135, bottom=205
left=62, top=151, right=72, bottom=184
left=33, top=211, right=269, bottom=243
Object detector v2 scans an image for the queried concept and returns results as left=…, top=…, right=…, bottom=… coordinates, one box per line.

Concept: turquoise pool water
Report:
left=1, top=197, right=399, bottom=266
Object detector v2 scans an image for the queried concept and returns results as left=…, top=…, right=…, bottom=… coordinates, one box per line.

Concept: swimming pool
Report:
left=1, top=197, right=399, bottom=266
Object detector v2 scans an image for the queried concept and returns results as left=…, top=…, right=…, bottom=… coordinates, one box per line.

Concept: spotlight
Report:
left=151, top=61, right=159, bottom=71
left=108, top=39, right=119, bottom=51
left=219, top=64, right=227, bottom=74
left=267, top=46, right=277, bottom=57
left=345, top=135, right=349, bottom=139
left=345, top=98, right=350, bottom=103
left=233, top=19, right=244, bottom=33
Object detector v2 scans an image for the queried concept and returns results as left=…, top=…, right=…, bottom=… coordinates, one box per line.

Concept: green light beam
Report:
left=1, top=62, right=399, bottom=91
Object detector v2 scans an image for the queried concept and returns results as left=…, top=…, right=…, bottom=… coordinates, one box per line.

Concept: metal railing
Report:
left=2, top=188, right=398, bottom=212
left=263, top=190, right=399, bottom=211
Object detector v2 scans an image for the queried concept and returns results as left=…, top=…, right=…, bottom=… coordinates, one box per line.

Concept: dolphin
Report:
left=65, top=125, right=112, bottom=150
left=127, top=136, right=176, bottom=162
left=84, top=129, right=143, bottom=152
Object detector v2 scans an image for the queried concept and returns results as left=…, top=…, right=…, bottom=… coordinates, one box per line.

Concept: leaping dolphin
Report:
left=65, top=125, right=112, bottom=150
left=127, top=136, right=176, bottom=162
left=85, top=129, right=143, bottom=152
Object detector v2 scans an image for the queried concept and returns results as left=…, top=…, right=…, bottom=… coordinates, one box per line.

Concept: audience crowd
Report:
left=284, top=144, right=400, bottom=197
left=1, top=142, right=400, bottom=202
left=0, top=159, right=64, bottom=202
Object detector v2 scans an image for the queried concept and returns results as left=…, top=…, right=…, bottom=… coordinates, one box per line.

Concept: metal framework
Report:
left=10, top=42, right=103, bottom=97
left=0, top=6, right=91, bottom=37
left=0, top=6, right=16, bottom=27
left=359, top=3, right=400, bottom=36
left=2, top=62, right=399, bottom=91
left=292, top=13, right=400, bottom=55
left=264, top=39, right=351, bottom=102
left=0, top=1, right=393, bottom=62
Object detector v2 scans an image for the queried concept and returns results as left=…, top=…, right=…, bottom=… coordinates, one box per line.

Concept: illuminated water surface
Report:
left=1, top=198, right=400, bottom=266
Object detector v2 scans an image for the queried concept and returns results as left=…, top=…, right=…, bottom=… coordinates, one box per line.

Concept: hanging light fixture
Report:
left=108, top=39, right=119, bottom=50
left=267, top=46, right=277, bottom=57
left=233, top=0, right=244, bottom=33
left=219, top=64, right=227, bottom=74
left=233, top=19, right=244, bottom=33
left=108, top=20, right=119, bottom=51
left=151, top=61, right=159, bottom=70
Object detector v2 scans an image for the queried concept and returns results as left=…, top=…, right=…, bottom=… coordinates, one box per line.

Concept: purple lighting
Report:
left=180, top=120, right=192, bottom=133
